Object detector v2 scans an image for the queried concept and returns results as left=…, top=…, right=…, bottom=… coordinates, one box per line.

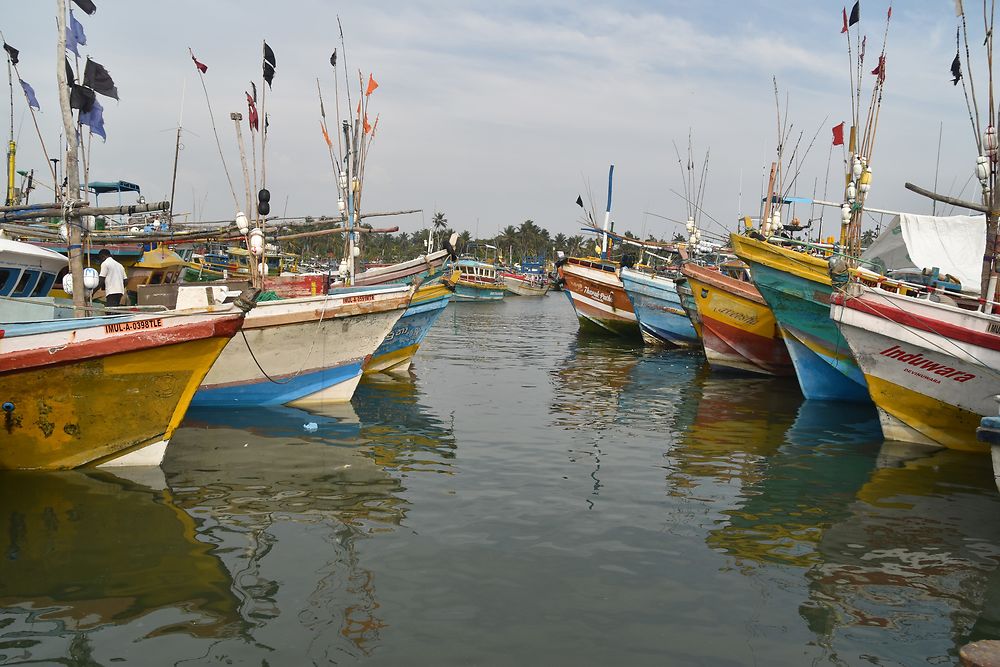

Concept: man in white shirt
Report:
left=97, top=248, right=127, bottom=307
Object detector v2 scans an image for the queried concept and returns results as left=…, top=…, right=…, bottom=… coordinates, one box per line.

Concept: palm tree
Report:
left=431, top=212, right=447, bottom=251
left=458, top=230, right=472, bottom=253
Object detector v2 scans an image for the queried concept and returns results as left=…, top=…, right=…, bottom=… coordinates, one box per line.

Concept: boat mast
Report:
left=601, top=164, right=614, bottom=259
left=55, top=0, right=86, bottom=312
left=5, top=45, right=15, bottom=206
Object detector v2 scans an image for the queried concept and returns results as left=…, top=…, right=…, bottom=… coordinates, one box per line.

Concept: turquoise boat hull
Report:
left=452, top=283, right=505, bottom=301
left=746, top=262, right=870, bottom=402
left=366, top=292, right=451, bottom=373
left=620, top=269, right=698, bottom=347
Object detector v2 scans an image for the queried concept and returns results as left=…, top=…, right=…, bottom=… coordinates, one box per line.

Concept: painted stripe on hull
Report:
left=621, top=270, right=699, bottom=347
left=452, top=283, right=505, bottom=300
left=193, top=360, right=364, bottom=407
left=781, top=332, right=870, bottom=401
left=560, top=264, right=639, bottom=338
left=699, top=313, right=794, bottom=376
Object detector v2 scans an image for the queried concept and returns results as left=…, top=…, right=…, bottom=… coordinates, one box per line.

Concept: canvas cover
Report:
left=861, top=212, right=985, bottom=293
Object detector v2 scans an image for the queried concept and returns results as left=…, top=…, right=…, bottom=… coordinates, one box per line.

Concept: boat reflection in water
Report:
left=0, top=469, right=241, bottom=662
left=161, top=375, right=456, bottom=662
left=803, top=444, right=1000, bottom=663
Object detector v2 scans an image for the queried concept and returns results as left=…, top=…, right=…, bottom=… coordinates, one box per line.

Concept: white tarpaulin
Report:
left=861, top=212, right=985, bottom=293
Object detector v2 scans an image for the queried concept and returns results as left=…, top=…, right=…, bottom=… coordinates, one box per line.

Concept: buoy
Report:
left=236, top=212, right=249, bottom=234
left=82, top=267, right=99, bottom=290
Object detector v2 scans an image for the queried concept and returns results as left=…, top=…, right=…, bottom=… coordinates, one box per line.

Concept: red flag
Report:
left=246, top=91, right=259, bottom=131
left=356, top=100, right=361, bottom=116
left=363, top=113, right=371, bottom=134
left=841, top=7, right=848, bottom=33
left=366, top=73, right=378, bottom=96
left=871, top=54, right=885, bottom=81
left=320, top=120, right=332, bottom=147
left=832, top=122, right=845, bottom=146
left=191, top=54, right=208, bottom=74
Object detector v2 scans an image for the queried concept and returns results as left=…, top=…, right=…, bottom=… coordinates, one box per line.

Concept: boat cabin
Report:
left=0, top=238, right=67, bottom=297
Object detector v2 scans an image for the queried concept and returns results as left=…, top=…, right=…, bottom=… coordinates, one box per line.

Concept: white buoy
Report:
left=82, top=267, right=99, bottom=290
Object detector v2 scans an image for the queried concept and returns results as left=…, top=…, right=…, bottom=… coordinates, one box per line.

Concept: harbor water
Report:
left=3, top=296, right=1000, bottom=665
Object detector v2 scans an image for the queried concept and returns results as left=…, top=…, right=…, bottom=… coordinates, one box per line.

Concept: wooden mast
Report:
left=55, top=0, right=85, bottom=313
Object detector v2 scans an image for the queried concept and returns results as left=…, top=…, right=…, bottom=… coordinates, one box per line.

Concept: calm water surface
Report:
left=3, top=296, right=1000, bottom=665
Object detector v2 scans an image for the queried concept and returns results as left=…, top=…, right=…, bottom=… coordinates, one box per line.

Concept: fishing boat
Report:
left=557, top=165, right=640, bottom=337
left=675, top=277, right=703, bottom=339
left=445, top=257, right=506, bottom=301
left=620, top=266, right=698, bottom=347
left=363, top=279, right=452, bottom=375
left=682, top=259, right=793, bottom=376
left=0, top=235, right=64, bottom=301
left=0, top=276, right=257, bottom=468
left=125, top=243, right=187, bottom=296
left=193, top=283, right=413, bottom=406
left=501, top=269, right=549, bottom=296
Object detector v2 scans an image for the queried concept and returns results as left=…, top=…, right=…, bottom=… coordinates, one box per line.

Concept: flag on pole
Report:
left=79, top=98, right=105, bottom=140
left=832, top=122, right=845, bottom=146
left=72, top=0, right=97, bottom=15
left=19, top=79, right=39, bottom=110
left=330, top=50, right=337, bottom=67
left=848, top=1, right=860, bottom=27
left=83, top=58, right=119, bottom=99
left=871, top=54, right=885, bottom=81
left=246, top=92, right=258, bottom=130
left=3, top=43, right=18, bottom=66
left=263, top=42, right=276, bottom=87
left=366, top=74, right=378, bottom=96
left=191, top=53, right=208, bottom=73
left=841, top=7, right=848, bottom=33
left=575, top=195, right=584, bottom=208
left=952, top=52, right=963, bottom=85
left=67, top=10, right=86, bottom=54
left=321, top=121, right=332, bottom=147
left=363, top=113, right=371, bottom=134
left=955, top=0, right=964, bottom=16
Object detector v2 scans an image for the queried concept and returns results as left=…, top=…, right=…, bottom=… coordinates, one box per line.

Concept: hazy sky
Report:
left=0, top=1, right=984, bottom=241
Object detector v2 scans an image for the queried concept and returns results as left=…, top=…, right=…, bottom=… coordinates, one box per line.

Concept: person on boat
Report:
left=97, top=248, right=126, bottom=307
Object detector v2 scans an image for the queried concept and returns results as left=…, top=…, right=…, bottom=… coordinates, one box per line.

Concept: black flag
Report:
left=848, top=1, right=860, bottom=27
left=250, top=80, right=257, bottom=103
left=952, top=52, right=963, bottom=85
left=330, top=49, right=337, bottom=68
left=3, top=43, right=18, bottom=66
left=575, top=195, right=584, bottom=208
left=263, top=42, right=276, bottom=87
left=69, top=84, right=95, bottom=112
left=65, top=57, right=75, bottom=84
left=83, top=58, right=118, bottom=99
left=72, top=0, right=97, bottom=15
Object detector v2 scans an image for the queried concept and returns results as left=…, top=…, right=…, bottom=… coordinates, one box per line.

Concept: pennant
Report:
left=955, top=0, right=963, bottom=17
left=356, top=100, right=361, bottom=116
left=83, top=58, right=119, bottom=99
left=263, top=42, right=276, bottom=87
left=575, top=195, right=584, bottom=208
left=191, top=53, right=208, bottom=74
left=69, top=84, right=95, bottom=112
left=848, top=1, right=859, bottom=27
left=366, top=73, right=378, bottom=96
left=321, top=121, right=332, bottom=147
left=832, top=122, right=845, bottom=146
left=887, top=5, right=892, bottom=18
left=69, top=10, right=86, bottom=51
left=264, top=113, right=269, bottom=135
left=3, top=43, right=18, bottom=66
left=246, top=91, right=258, bottom=131
left=19, top=79, right=39, bottom=110
left=871, top=54, right=885, bottom=81
left=841, top=7, right=848, bottom=33
left=952, top=51, right=963, bottom=85
left=363, top=113, right=371, bottom=134
left=66, top=27, right=80, bottom=57
left=330, top=50, right=337, bottom=68
left=79, top=97, right=105, bottom=140
left=71, top=0, right=97, bottom=15
left=65, top=57, right=75, bottom=84
left=250, top=81, right=257, bottom=103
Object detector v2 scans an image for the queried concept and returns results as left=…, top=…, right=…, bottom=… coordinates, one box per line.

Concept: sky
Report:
left=0, top=0, right=985, bottom=242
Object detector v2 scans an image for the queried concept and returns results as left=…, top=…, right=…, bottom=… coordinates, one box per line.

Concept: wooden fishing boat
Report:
left=831, top=281, right=994, bottom=453
left=0, top=284, right=255, bottom=468
left=193, top=284, right=413, bottom=406
left=556, top=256, right=639, bottom=337
left=682, top=259, right=793, bottom=376
left=125, top=244, right=186, bottom=296
left=445, top=257, right=505, bottom=301
left=620, top=266, right=698, bottom=347
left=363, top=280, right=452, bottom=375
left=0, top=235, right=64, bottom=299
left=501, top=270, right=549, bottom=296
left=675, top=277, right=703, bottom=339
left=732, top=234, right=869, bottom=400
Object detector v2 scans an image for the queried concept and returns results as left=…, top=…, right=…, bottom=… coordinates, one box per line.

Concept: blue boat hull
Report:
left=620, top=269, right=699, bottom=347
left=191, top=360, right=365, bottom=407
left=366, top=293, right=450, bottom=373
left=452, top=283, right=505, bottom=301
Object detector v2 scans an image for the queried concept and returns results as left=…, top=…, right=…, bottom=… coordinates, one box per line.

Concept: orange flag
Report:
left=363, top=113, right=371, bottom=134
left=366, top=73, right=378, bottom=96
left=320, top=120, right=332, bottom=147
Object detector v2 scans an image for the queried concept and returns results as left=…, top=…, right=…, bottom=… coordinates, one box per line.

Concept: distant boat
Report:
left=500, top=257, right=550, bottom=296
left=682, top=259, right=793, bottom=376
left=0, top=240, right=255, bottom=468
left=445, top=257, right=506, bottom=301
left=620, top=266, right=698, bottom=347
